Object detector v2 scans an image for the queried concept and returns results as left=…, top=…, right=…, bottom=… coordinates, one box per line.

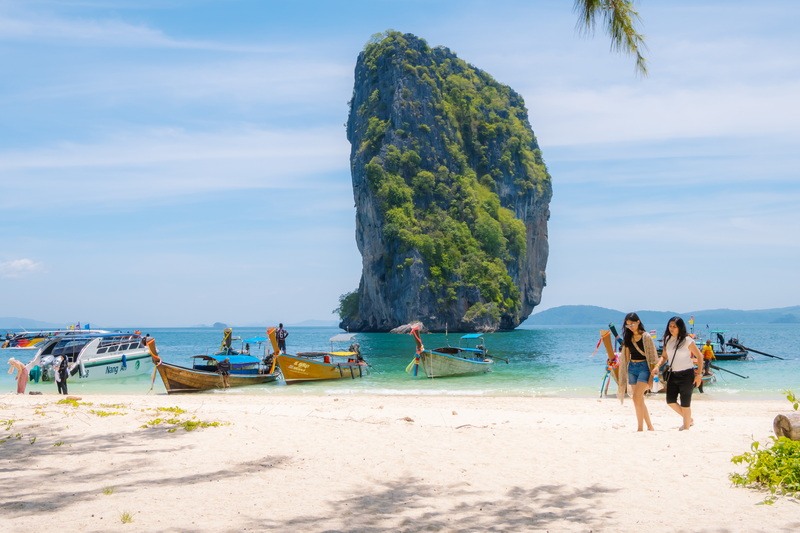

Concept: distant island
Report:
left=522, top=305, right=800, bottom=326
left=339, top=31, right=551, bottom=333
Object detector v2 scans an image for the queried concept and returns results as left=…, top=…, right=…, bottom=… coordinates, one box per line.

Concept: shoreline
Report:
left=1, top=392, right=797, bottom=532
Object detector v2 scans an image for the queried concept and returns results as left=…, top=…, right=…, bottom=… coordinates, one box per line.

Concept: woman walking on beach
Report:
left=616, top=312, right=659, bottom=431
left=657, top=316, right=703, bottom=430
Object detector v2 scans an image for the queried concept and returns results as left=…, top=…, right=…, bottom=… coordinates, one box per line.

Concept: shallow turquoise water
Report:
left=2, top=324, right=798, bottom=400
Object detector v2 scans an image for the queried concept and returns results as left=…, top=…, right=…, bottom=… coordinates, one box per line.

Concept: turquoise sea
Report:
left=2, top=324, right=799, bottom=400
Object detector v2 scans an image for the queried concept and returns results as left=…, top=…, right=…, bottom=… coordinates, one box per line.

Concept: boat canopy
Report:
left=330, top=333, right=356, bottom=342
left=243, top=337, right=268, bottom=343
left=460, top=333, right=484, bottom=340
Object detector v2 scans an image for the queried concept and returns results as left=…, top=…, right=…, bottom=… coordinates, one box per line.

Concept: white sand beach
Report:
left=1, top=392, right=797, bottom=532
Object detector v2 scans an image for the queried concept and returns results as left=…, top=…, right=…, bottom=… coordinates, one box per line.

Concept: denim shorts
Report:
left=628, top=360, right=650, bottom=385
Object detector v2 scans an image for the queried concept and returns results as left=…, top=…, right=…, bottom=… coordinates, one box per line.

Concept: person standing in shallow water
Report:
left=616, top=312, right=659, bottom=431
left=217, top=357, right=231, bottom=388
left=657, top=316, right=704, bottom=431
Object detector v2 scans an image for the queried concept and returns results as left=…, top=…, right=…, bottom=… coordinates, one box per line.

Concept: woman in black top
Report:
left=617, top=312, right=659, bottom=431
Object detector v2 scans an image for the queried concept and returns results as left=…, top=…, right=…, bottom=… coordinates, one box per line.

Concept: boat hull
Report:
left=276, top=353, right=369, bottom=383
left=153, top=357, right=279, bottom=393
left=414, top=350, right=493, bottom=378
left=711, top=352, right=749, bottom=361
left=72, top=353, right=154, bottom=381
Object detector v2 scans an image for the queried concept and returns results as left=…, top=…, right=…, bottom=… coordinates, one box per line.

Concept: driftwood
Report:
left=773, top=413, right=800, bottom=440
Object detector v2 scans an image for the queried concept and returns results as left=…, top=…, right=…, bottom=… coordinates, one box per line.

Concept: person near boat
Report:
left=655, top=316, right=704, bottom=431
left=616, top=312, right=659, bottom=431
left=276, top=324, right=288, bottom=353
left=7, top=358, right=29, bottom=394
left=217, top=357, right=231, bottom=388
left=55, top=356, right=69, bottom=395
left=701, top=340, right=715, bottom=375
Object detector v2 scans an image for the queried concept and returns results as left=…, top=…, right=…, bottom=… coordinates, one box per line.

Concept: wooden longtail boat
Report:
left=406, top=326, right=493, bottom=378
left=147, top=329, right=280, bottom=394
left=276, top=333, right=369, bottom=384
left=275, top=352, right=368, bottom=383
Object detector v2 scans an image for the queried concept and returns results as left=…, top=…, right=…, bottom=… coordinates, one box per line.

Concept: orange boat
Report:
left=275, top=333, right=369, bottom=384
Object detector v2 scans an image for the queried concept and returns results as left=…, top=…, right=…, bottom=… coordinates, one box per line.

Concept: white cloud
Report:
left=530, top=80, right=800, bottom=147
left=0, top=125, right=351, bottom=209
left=0, top=259, right=45, bottom=277
left=0, top=10, right=277, bottom=52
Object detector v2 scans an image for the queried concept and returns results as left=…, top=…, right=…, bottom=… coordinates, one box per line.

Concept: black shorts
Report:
left=665, top=368, right=696, bottom=407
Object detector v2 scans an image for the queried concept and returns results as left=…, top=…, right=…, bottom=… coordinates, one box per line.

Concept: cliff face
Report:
left=342, top=32, right=552, bottom=332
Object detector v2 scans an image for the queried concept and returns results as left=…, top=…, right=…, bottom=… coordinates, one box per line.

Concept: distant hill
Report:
left=0, top=317, right=63, bottom=330
left=523, top=305, right=800, bottom=326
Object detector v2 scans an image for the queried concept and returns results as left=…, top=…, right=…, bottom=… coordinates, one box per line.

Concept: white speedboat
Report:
left=24, top=331, right=154, bottom=382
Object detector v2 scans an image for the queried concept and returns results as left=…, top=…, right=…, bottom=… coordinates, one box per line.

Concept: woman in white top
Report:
left=652, top=316, right=703, bottom=430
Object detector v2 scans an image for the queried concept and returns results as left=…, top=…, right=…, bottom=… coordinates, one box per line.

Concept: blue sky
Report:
left=1, top=0, right=798, bottom=327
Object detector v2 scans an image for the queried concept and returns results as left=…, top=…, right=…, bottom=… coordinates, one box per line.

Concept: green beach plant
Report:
left=730, top=390, right=800, bottom=504
left=103, top=486, right=115, bottom=496
left=120, top=511, right=134, bottom=524
left=89, top=410, right=127, bottom=417
left=155, top=406, right=187, bottom=414
left=141, top=410, right=227, bottom=432
left=57, top=398, right=92, bottom=407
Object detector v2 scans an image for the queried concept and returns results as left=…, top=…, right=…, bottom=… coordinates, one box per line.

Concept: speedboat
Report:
left=24, top=331, right=153, bottom=382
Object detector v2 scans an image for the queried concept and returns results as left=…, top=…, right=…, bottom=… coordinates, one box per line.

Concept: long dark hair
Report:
left=662, top=316, right=687, bottom=353
left=622, top=312, right=646, bottom=351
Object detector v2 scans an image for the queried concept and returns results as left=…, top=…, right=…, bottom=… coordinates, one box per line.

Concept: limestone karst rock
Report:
left=341, top=32, right=552, bottom=332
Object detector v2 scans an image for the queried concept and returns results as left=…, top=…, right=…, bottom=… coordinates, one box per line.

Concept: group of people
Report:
left=617, top=312, right=705, bottom=431
left=7, top=355, right=70, bottom=395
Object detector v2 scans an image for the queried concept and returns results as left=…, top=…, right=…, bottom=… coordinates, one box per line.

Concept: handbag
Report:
left=662, top=338, right=679, bottom=384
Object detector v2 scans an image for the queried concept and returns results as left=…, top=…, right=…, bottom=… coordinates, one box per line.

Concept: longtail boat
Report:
left=276, top=333, right=369, bottom=384
left=148, top=328, right=280, bottom=393
left=406, top=326, right=494, bottom=378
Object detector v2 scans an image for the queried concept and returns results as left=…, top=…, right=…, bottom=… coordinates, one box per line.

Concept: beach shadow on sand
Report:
left=239, top=477, right=618, bottom=532
left=0, top=400, right=291, bottom=521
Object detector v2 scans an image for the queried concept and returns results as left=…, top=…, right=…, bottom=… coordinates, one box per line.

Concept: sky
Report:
left=1, top=0, right=798, bottom=328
